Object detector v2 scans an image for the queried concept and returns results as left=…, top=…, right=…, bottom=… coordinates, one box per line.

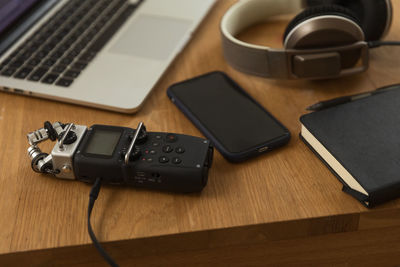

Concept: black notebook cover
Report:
left=300, top=88, right=400, bottom=207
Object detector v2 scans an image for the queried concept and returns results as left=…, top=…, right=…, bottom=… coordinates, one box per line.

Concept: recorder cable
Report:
left=88, top=177, right=119, bottom=267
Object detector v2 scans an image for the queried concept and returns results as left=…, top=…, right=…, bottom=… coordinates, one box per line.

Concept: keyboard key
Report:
left=27, top=58, right=42, bottom=66
left=59, top=27, right=71, bottom=36
left=80, top=36, right=92, bottom=45
left=7, top=51, right=19, bottom=59
left=1, top=57, right=13, bottom=66
left=25, top=43, right=40, bottom=52
left=1, top=51, right=19, bottom=65
left=28, top=67, right=48, bottom=81
left=109, top=0, right=126, bottom=14
left=47, top=25, right=59, bottom=34
left=1, top=68, right=17, bottom=77
left=41, top=73, right=59, bottom=84
left=69, top=16, right=81, bottom=25
left=72, top=62, right=87, bottom=71
left=64, top=70, right=80, bottom=78
left=14, top=67, right=33, bottom=79
left=52, top=65, right=67, bottom=73
left=75, top=26, right=86, bottom=35
left=52, top=33, right=65, bottom=43
left=36, top=36, right=47, bottom=44
left=60, top=57, right=74, bottom=65
left=36, top=50, right=49, bottom=59
left=42, top=58, right=57, bottom=67
left=99, top=16, right=110, bottom=25
left=19, top=51, right=33, bottom=60
left=88, top=5, right=137, bottom=53
left=57, top=44, right=70, bottom=53
left=9, top=60, right=24, bottom=68
left=42, top=29, right=54, bottom=38
left=42, top=43, right=57, bottom=52
left=86, top=29, right=97, bottom=39
left=30, top=40, right=43, bottom=47
left=56, top=78, right=74, bottom=87
left=66, top=21, right=78, bottom=30
left=68, top=49, right=81, bottom=58
left=92, top=23, right=103, bottom=32
left=74, top=42, right=86, bottom=51
left=50, top=50, right=64, bottom=59
left=68, top=34, right=79, bottom=43
left=63, top=38, right=76, bottom=47
left=79, top=52, right=96, bottom=62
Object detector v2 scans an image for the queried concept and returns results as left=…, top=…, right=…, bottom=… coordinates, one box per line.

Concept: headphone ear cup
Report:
left=283, top=4, right=363, bottom=48
left=331, top=0, right=392, bottom=41
left=283, top=5, right=365, bottom=69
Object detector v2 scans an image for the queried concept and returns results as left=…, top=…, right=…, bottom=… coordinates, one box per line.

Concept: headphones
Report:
left=221, top=0, right=393, bottom=80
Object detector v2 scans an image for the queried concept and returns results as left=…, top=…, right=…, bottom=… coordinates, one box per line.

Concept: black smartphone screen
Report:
left=167, top=71, right=290, bottom=161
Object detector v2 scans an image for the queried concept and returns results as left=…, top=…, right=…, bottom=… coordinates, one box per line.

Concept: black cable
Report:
left=368, top=40, right=400, bottom=49
left=88, top=177, right=119, bottom=267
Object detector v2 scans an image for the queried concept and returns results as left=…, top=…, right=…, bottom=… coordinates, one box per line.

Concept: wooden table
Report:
left=1, top=1, right=400, bottom=266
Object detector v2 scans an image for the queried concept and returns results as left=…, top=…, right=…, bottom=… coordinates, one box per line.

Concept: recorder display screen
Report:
left=84, top=129, right=121, bottom=156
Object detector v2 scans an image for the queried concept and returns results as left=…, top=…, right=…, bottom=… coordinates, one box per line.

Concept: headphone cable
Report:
left=368, top=40, right=400, bottom=49
left=88, top=177, right=119, bottom=267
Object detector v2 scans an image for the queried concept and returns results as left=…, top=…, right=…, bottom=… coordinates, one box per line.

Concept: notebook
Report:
left=300, top=86, right=400, bottom=207
left=0, top=0, right=216, bottom=113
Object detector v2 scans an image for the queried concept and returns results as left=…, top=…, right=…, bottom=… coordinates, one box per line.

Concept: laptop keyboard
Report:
left=0, top=0, right=142, bottom=87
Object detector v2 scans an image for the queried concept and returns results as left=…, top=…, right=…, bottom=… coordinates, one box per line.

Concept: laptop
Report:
left=0, top=0, right=215, bottom=113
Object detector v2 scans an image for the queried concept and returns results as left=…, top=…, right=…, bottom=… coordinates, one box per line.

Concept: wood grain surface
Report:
left=1, top=0, right=400, bottom=266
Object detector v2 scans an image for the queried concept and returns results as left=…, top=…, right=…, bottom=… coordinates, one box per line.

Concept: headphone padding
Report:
left=283, top=4, right=362, bottom=45
left=332, top=0, right=391, bottom=41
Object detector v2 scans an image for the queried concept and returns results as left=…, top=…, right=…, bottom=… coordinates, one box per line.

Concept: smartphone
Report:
left=167, top=71, right=290, bottom=162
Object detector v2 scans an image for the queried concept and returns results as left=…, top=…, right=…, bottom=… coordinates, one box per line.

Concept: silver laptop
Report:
left=0, top=0, right=215, bottom=113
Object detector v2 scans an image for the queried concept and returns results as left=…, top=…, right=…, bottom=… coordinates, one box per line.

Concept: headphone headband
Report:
left=221, top=0, right=303, bottom=42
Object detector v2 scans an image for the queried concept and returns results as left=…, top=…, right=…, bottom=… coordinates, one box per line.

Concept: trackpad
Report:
left=109, top=14, right=192, bottom=61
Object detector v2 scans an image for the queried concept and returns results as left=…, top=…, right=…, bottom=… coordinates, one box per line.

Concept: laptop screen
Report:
left=0, top=0, right=41, bottom=34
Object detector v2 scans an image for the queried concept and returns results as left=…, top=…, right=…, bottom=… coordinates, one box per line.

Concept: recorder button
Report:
left=159, top=156, right=169, bottom=163
left=120, top=151, right=126, bottom=159
left=59, top=130, right=77, bottom=144
left=136, top=126, right=148, bottom=144
left=166, top=134, right=178, bottom=143
left=152, top=142, right=160, bottom=147
left=162, top=145, right=173, bottom=153
left=61, top=165, right=72, bottom=173
left=172, top=157, right=182, bottom=164
left=126, top=147, right=141, bottom=161
left=175, top=147, right=185, bottom=154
